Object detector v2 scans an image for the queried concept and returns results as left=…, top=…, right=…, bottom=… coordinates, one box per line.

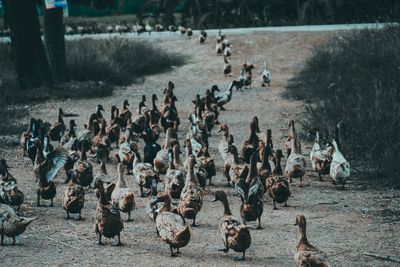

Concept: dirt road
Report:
left=1, top=30, right=399, bottom=266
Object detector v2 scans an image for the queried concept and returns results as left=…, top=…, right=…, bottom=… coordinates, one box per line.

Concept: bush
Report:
left=66, top=38, right=185, bottom=86
left=285, top=25, right=400, bottom=184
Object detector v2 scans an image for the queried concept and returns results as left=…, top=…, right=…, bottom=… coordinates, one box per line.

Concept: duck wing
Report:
left=46, top=147, right=68, bottom=182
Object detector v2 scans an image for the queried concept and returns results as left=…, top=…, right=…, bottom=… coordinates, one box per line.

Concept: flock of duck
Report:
left=0, top=32, right=350, bottom=266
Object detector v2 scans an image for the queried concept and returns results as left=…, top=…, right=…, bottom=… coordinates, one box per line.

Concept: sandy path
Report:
left=1, top=31, right=399, bottom=266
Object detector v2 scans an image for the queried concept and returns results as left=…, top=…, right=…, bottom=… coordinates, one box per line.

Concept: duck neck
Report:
left=116, top=169, right=126, bottom=188
left=152, top=97, right=158, bottom=111
left=98, top=185, right=109, bottom=206
left=232, top=149, right=240, bottom=164
left=173, top=149, right=181, bottom=166
left=246, top=155, right=257, bottom=184
left=58, top=111, right=64, bottom=124
left=221, top=198, right=232, bottom=216
left=164, top=130, right=171, bottom=148
left=298, top=224, right=309, bottom=245
left=69, top=124, right=76, bottom=137
left=161, top=196, right=172, bottom=212
left=187, top=161, right=195, bottom=183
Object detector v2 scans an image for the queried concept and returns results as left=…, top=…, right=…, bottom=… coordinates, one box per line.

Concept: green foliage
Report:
left=285, top=25, right=400, bottom=183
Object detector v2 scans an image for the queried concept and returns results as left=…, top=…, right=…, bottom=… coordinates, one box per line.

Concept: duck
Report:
left=202, top=95, right=217, bottom=136
left=266, top=151, right=290, bottom=208
left=258, top=140, right=272, bottom=187
left=34, top=140, right=68, bottom=206
left=262, top=61, right=271, bottom=87
left=94, top=179, right=124, bottom=246
left=178, top=155, right=203, bottom=226
left=0, top=159, right=16, bottom=183
left=285, top=133, right=307, bottom=187
left=62, top=174, right=85, bottom=220
left=107, top=108, right=121, bottom=149
left=178, top=25, right=186, bottom=34
left=227, top=145, right=249, bottom=187
left=160, top=96, right=180, bottom=133
left=329, top=138, right=350, bottom=189
left=0, top=203, right=36, bottom=245
left=149, top=94, right=161, bottom=125
left=212, top=190, right=251, bottom=261
left=20, top=118, right=35, bottom=156
left=146, top=178, right=161, bottom=222
left=154, top=127, right=175, bottom=175
left=145, top=20, right=152, bottom=34
left=310, top=131, right=333, bottom=181
left=235, top=152, right=264, bottom=229
left=222, top=56, right=233, bottom=77
left=183, top=139, right=207, bottom=189
left=252, top=116, right=267, bottom=144
left=216, top=29, right=224, bottom=43
left=26, top=120, right=41, bottom=165
left=218, top=124, right=231, bottom=162
left=89, top=104, right=105, bottom=129
left=118, top=99, right=132, bottom=130
left=216, top=42, right=224, bottom=56
left=60, top=119, right=77, bottom=146
left=70, top=141, right=94, bottom=187
left=215, top=81, right=235, bottom=110
left=199, top=30, right=207, bottom=44
left=142, top=126, right=162, bottom=165
left=186, top=27, right=193, bottom=38
left=48, top=108, right=66, bottom=143
left=294, top=215, right=331, bottom=267
left=241, top=121, right=259, bottom=164
left=197, top=143, right=216, bottom=186
left=224, top=43, right=232, bottom=58
left=111, top=163, right=136, bottom=221
left=133, top=150, right=160, bottom=197
left=152, top=192, right=191, bottom=257
left=285, top=120, right=297, bottom=157
left=165, top=149, right=185, bottom=199
left=0, top=181, right=24, bottom=214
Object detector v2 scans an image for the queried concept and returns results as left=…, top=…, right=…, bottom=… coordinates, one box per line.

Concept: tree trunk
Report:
left=44, top=7, right=67, bottom=82
left=6, top=0, right=53, bottom=89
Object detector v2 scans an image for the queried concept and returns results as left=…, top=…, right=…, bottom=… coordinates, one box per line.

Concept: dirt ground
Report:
left=1, top=31, right=399, bottom=267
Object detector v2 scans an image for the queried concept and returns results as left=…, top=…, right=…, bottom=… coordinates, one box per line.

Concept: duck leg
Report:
left=234, top=251, right=246, bottom=261
left=299, top=177, right=304, bottom=187
left=37, top=193, right=41, bottom=207
left=17, top=205, right=21, bottom=215
left=97, top=234, right=104, bottom=245
left=175, top=248, right=181, bottom=254
left=66, top=211, right=70, bottom=219
left=170, top=245, right=178, bottom=257
left=192, top=217, right=198, bottom=227
left=273, top=200, right=278, bottom=210
left=284, top=201, right=289, bottom=207
left=318, top=173, right=323, bottom=181
left=12, top=237, right=16, bottom=245
left=115, top=234, right=122, bottom=246
left=256, top=217, right=263, bottom=229
left=127, top=211, right=132, bottom=222
left=1, top=233, right=4, bottom=245
left=49, top=198, right=54, bottom=207
left=77, top=211, right=83, bottom=220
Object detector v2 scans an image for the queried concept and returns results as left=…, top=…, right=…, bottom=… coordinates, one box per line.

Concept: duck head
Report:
left=211, top=190, right=228, bottom=203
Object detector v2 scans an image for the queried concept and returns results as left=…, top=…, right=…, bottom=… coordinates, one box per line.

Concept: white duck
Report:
left=261, top=61, right=271, bottom=87
left=329, top=139, right=350, bottom=189
left=215, top=81, right=235, bottom=110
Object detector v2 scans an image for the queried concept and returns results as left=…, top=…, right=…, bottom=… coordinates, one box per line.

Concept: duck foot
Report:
left=273, top=207, right=278, bottom=210
left=234, top=252, right=246, bottom=261
left=218, top=248, right=229, bottom=253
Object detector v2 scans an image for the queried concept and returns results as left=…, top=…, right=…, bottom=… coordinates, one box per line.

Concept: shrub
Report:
left=285, top=25, right=400, bottom=184
left=66, top=38, right=185, bottom=85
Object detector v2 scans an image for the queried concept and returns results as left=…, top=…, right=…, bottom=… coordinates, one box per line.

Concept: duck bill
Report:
left=211, top=197, right=217, bottom=202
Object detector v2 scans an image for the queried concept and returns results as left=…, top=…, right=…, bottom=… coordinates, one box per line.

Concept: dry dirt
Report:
left=1, top=31, right=399, bottom=267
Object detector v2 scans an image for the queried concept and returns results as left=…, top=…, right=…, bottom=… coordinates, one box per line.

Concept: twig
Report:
left=363, top=252, right=400, bottom=263
left=45, top=236, right=80, bottom=250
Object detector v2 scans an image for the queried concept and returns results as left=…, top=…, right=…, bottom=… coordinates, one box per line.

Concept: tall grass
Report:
left=285, top=25, right=400, bottom=184
left=66, top=38, right=185, bottom=85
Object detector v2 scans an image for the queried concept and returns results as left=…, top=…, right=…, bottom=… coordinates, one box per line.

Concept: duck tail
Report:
left=21, top=216, right=37, bottom=228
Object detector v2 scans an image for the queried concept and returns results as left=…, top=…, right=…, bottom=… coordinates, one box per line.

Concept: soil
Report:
left=1, top=30, right=399, bottom=267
